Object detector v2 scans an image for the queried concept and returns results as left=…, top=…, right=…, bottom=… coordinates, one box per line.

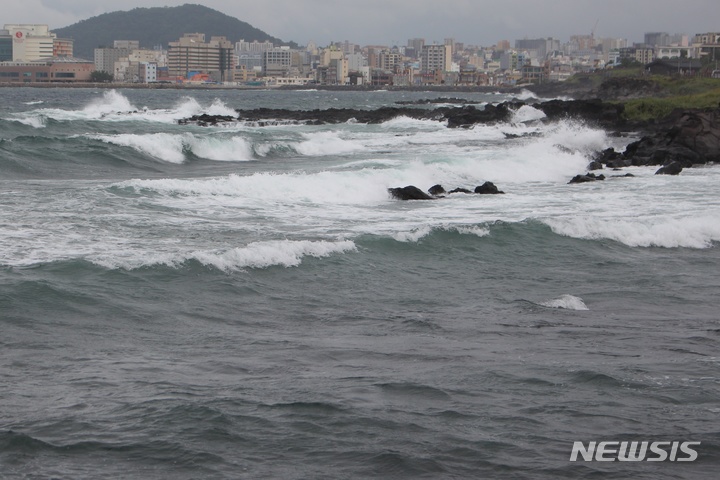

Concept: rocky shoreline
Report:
left=175, top=88, right=720, bottom=199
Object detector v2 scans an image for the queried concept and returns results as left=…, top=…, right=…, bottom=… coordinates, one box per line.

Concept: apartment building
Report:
left=95, top=43, right=136, bottom=75
left=168, top=33, right=234, bottom=81
left=262, top=47, right=293, bottom=77
left=378, top=50, right=402, bottom=71
left=420, top=44, right=452, bottom=74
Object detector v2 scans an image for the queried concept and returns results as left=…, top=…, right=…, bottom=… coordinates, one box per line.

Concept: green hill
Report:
left=53, top=3, right=294, bottom=60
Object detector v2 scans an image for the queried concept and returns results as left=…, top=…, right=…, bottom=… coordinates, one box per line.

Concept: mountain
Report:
left=53, top=3, right=293, bottom=60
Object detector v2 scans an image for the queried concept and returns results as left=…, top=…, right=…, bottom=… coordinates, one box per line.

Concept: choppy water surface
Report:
left=1, top=88, right=719, bottom=479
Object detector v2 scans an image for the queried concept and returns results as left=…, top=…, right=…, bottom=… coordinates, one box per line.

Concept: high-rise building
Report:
left=515, top=38, right=560, bottom=60
left=168, top=33, right=234, bottom=81
left=420, top=44, right=452, bottom=74
left=408, top=38, right=425, bottom=51
left=262, top=47, right=293, bottom=77
left=644, top=32, right=669, bottom=47
left=95, top=46, right=134, bottom=75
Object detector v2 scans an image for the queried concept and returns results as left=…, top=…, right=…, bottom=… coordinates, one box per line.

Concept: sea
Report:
left=1, top=87, right=719, bottom=479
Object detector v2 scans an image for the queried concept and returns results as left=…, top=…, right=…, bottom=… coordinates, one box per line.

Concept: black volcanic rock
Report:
left=389, top=186, right=434, bottom=200
left=655, top=161, right=684, bottom=175
left=619, top=110, right=720, bottom=167
left=448, top=187, right=473, bottom=194
left=474, top=182, right=505, bottom=194
left=442, top=103, right=516, bottom=128
left=180, top=113, right=237, bottom=126
left=569, top=173, right=606, bottom=184
left=428, top=184, right=447, bottom=196
left=535, top=98, right=626, bottom=127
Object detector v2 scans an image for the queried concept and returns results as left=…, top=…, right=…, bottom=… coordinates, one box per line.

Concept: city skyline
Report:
left=4, top=0, right=719, bottom=48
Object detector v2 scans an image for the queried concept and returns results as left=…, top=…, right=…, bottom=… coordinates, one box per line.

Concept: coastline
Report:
left=0, top=81, right=539, bottom=95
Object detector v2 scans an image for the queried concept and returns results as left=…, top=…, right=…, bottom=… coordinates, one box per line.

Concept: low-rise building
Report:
left=0, top=56, right=94, bottom=83
left=694, top=32, right=720, bottom=62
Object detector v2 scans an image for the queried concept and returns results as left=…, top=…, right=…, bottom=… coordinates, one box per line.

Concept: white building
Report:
left=3, top=24, right=55, bottom=62
left=346, top=52, right=365, bottom=72
left=420, top=44, right=452, bottom=74
left=139, top=62, right=157, bottom=83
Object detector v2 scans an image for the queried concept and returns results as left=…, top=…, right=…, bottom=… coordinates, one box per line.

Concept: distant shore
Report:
left=0, top=81, right=593, bottom=101
left=0, top=81, right=539, bottom=94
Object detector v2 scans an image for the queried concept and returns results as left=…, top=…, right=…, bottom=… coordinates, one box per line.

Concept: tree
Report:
left=90, top=71, right=114, bottom=83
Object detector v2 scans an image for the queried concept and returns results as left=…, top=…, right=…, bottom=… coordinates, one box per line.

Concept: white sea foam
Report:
left=13, top=91, right=237, bottom=125
left=514, top=89, right=539, bottom=101
left=90, top=133, right=188, bottom=163
left=539, top=294, right=589, bottom=310
left=392, top=226, right=433, bottom=243
left=392, top=225, right=490, bottom=243
left=12, top=115, right=47, bottom=128
left=118, top=170, right=394, bottom=204
left=88, top=133, right=254, bottom=163
left=294, top=131, right=365, bottom=156
left=83, top=90, right=137, bottom=117
left=511, top=105, right=547, bottom=123
left=91, top=240, right=357, bottom=271
left=191, top=136, right=254, bottom=161
left=455, top=226, right=491, bottom=237
left=543, top=215, right=720, bottom=249
left=381, top=116, right=447, bottom=130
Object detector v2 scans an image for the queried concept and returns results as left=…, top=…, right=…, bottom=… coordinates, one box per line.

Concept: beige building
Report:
left=321, top=47, right=344, bottom=66
left=168, top=33, right=234, bottom=81
left=113, top=48, right=167, bottom=82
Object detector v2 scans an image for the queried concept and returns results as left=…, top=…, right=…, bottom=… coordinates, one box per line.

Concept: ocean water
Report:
left=1, top=87, right=719, bottom=479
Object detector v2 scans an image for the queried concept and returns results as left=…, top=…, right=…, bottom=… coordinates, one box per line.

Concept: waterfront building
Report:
left=167, top=33, right=234, bottom=81
left=3, top=24, right=55, bottom=62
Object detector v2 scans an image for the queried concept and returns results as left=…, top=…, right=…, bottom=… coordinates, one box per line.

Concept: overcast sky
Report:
left=4, top=0, right=717, bottom=47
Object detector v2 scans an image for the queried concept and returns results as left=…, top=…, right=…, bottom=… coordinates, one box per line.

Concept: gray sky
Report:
left=4, top=0, right=718, bottom=47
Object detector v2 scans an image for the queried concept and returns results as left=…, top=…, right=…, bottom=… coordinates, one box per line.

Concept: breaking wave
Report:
left=543, top=215, right=720, bottom=249
left=90, top=240, right=357, bottom=271
left=87, top=133, right=254, bottom=163
left=538, top=294, right=590, bottom=310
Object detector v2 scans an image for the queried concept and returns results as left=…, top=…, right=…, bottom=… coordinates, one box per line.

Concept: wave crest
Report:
left=91, top=240, right=357, bottom=271
left=539, top=294, right=589, bottom=310
left=543, top=216, right=720, bottom=249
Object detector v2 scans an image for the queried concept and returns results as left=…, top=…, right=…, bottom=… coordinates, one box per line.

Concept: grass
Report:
left=569, top=68, right=720, bottom=121
left=621, top=80, right=720, bottom=121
